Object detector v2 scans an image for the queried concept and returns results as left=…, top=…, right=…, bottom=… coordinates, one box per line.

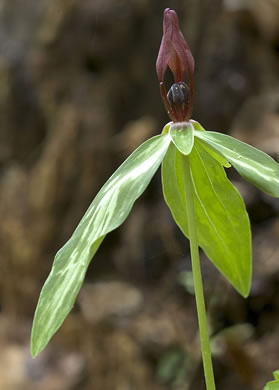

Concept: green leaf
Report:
left=194, top=127, right=279, bottom=197
left=265, top=383, right=279, bottom=390
left=265, top=371, right=279, bottom=389
left=264, top=380, right=279, bottom=390
left=162, top=139, right=251, bottom=297
left=170, top=122, right=194, bottom=155
left=198, top=140, right=231, bottom=168
left=191, top=120, right=205, bottom=132
left=31, top=133, right=171, bottom=357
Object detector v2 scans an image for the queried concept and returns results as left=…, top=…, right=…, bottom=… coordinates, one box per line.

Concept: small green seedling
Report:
left=31, top=8, right=279, bottom=390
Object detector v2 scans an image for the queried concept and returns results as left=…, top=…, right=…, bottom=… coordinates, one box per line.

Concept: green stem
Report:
left=182, top=154, right=216, bottom=390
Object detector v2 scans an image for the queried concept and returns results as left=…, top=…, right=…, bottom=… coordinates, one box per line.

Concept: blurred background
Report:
left=0, top=0, right=278, bottom=389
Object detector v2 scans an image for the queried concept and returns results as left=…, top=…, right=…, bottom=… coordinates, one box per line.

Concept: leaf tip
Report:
left=239, top=277, right=251, bottom=299
left=30, top=337, right=47, bottom=358
left=30, top=347, right=38, bottom=359
left=30, top=319, right=48, bottom=358
left=30, top=340, right=40, bottom=359
left=30, top=333, right=41, bottom=358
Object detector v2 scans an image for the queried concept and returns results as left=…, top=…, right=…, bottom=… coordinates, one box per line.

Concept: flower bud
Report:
left=156, top=9, right=194, bottom=122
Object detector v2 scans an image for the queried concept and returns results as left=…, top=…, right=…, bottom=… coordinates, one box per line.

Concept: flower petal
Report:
left=156, top=9, right=173, bottom=81
left=171, top=11, right=195, bottom=91
left=168, top=48, right=185, bottom=83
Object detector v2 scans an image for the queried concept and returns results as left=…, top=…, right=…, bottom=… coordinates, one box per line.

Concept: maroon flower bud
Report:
left=156, top=8, right=195, bottom=122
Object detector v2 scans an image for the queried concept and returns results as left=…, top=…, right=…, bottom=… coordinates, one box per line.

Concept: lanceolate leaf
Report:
left=170, top=122, right=194, bottom=155
left=194, top=128, right=279, bottom=197
left=162, top=140, right=251, bottom=297
left=31, top=133, right=171, bottom=357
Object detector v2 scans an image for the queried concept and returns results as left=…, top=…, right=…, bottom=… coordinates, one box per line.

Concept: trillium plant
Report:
left=31, top=8, right=279, bottom=390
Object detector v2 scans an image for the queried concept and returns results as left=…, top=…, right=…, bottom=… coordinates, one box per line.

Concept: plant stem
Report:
left=182, top=154, right=216, bottom=390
